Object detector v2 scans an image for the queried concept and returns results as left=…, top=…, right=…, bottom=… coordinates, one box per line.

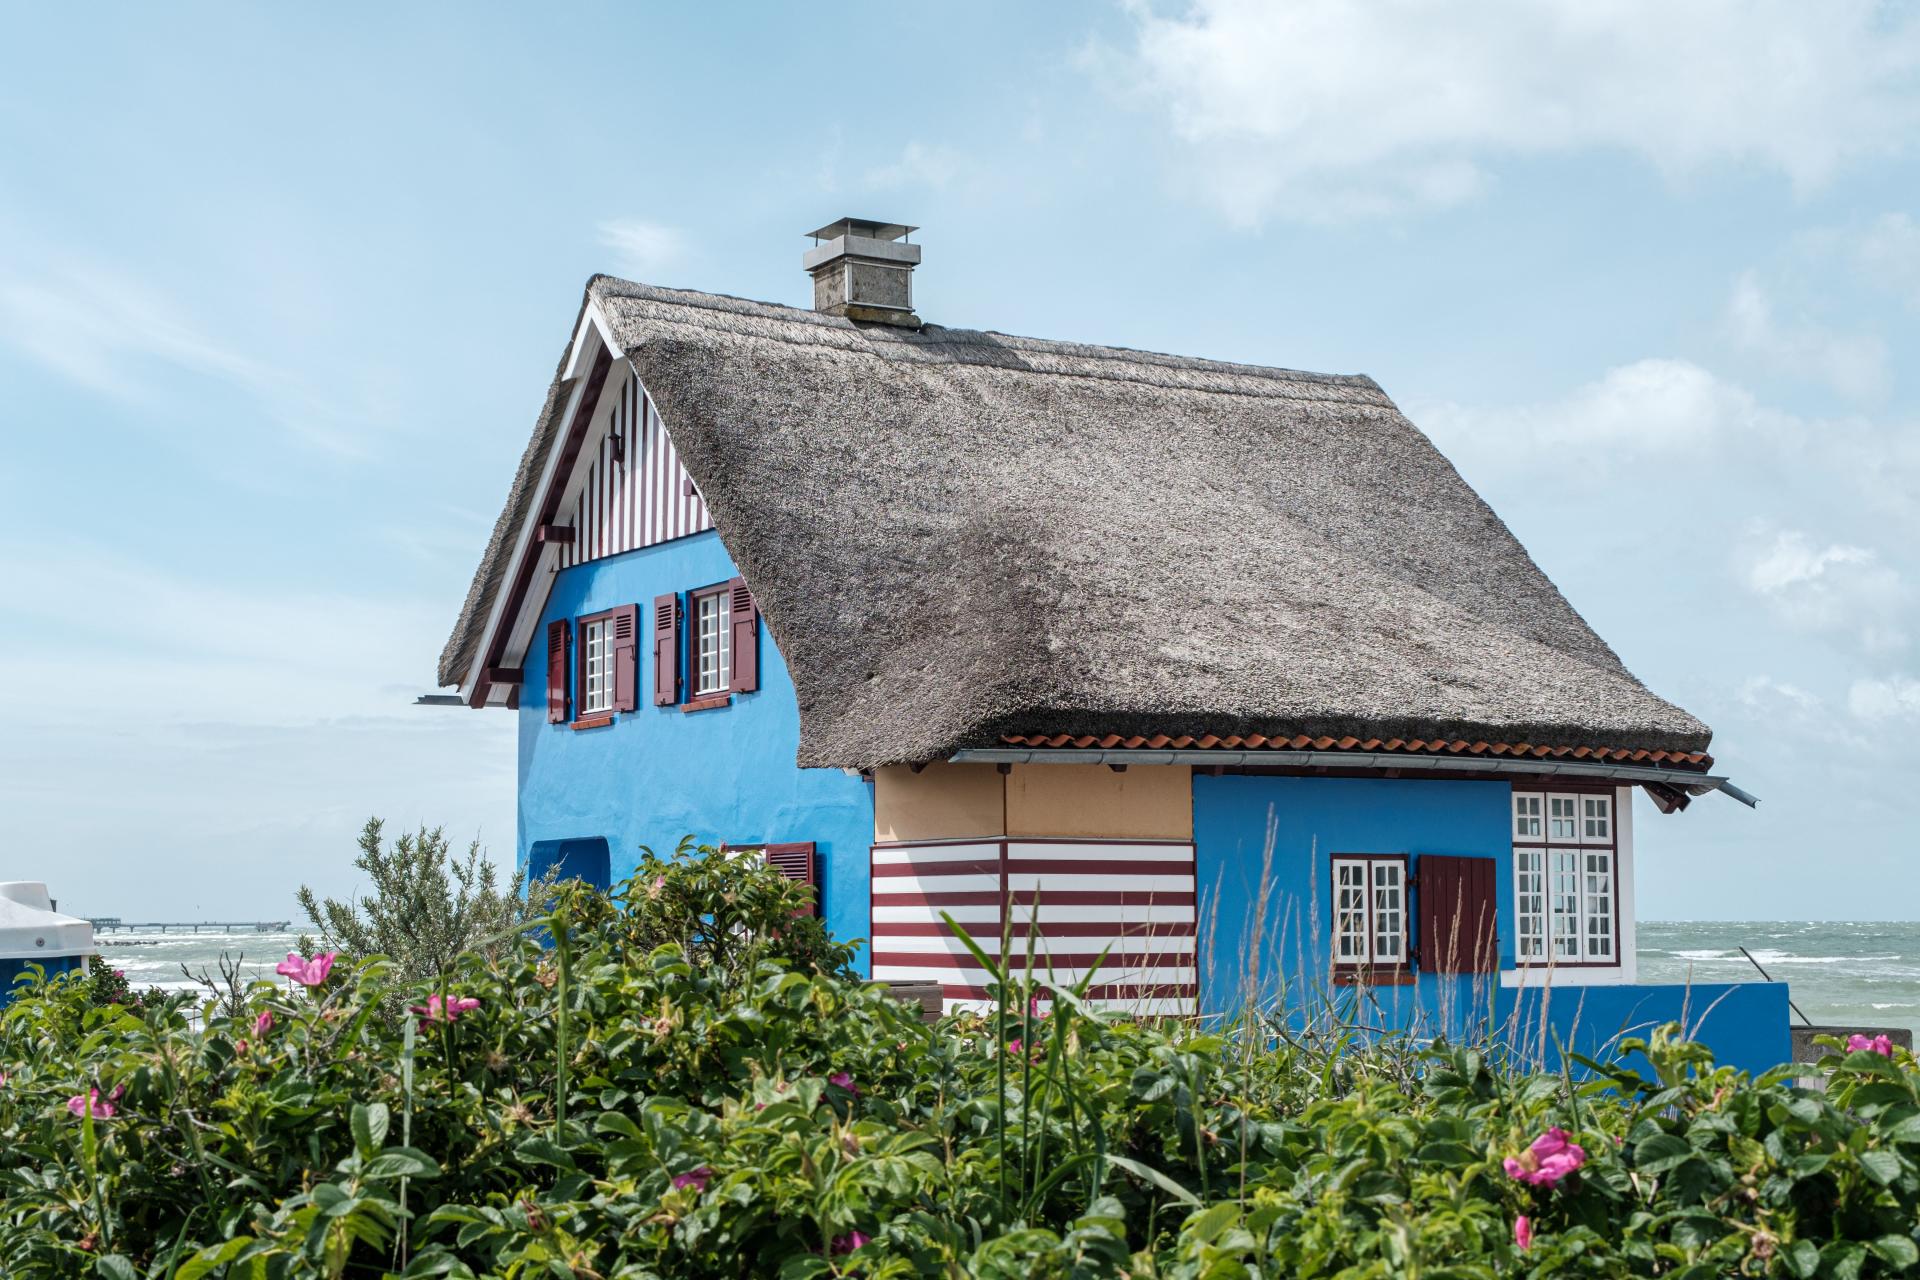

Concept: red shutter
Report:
left=728, top=578, right=759, bottom=694
left=545, top=619, right=570, bottom=723
left=611, top=604, right=639, bottom=712
left=651, top=593, right=680, bottom=705
left=763, top=842, right=818, bottom=916
left=1416, top=855, right=1497, bottom=974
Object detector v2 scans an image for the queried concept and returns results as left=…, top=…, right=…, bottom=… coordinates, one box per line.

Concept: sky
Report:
left=2, top=2, right=1918, bottom=921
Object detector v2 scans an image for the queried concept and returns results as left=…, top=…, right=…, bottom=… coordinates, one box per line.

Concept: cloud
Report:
left=0, top=257, right=366, bottom=457
left=1723, top=272, right=1886, bottom=401
left=1418, top=358, right=1786, bottom=457
left=1102, top=0, right=1920, bottom=222
left=864, top=142, right=965, bottom=189
left=596, top=220, right=687, bottom=278
left=1738, top=528, right=1907, bottom=651
left=1848, top=675, right=1920, bottom=721
left=1852, top=213, right=1920, bottom=306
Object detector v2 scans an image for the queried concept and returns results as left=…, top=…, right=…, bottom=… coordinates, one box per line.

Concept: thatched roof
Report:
left=442, top=277, right=1710, bottom=769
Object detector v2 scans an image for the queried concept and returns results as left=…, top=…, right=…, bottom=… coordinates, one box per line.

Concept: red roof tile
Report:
left=996, top=732, right=1713, bottom=771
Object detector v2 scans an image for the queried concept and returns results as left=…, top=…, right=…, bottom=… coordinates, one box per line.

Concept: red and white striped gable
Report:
left=558, top=371, right=713, bottom=569
left=869, top=838, right=1198, bottom=1015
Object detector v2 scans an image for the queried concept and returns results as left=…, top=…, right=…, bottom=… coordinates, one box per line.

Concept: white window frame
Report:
left=1506, top=789, right=1632, bottom=985
left=580, top=616, right=613, bottom=714
left=693, top=586, right=731, bottom=695
left=1331, top=854, right=1408, bottom=971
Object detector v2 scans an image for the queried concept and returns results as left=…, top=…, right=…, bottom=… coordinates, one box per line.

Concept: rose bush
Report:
left=1, top=846, right=1917, bottom=1278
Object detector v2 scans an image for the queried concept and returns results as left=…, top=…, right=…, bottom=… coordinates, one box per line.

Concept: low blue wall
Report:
left=1, top=955, right=86, bottom=1006
left=519, top=532, right=876, bottom=967
left=1495, top=980, right=1791, bottom=1077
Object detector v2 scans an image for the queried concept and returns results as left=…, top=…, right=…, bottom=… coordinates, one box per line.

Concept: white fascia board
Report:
left=458, top=307, right=612, bottom=701
left=494, top=358, right=638, bottom=675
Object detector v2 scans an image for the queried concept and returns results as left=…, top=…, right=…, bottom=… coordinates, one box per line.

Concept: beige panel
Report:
left=873, top=762, right=1006, bottom=842
left=1005, top=764, right=1193, bottom=839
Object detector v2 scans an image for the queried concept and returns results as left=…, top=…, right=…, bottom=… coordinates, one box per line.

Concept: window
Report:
left=1331, top=855, right=1408, bottom=973
left=1513, top=791, right=1617, bottom=965
left=692, top=586, right=731, bottom=695
left=581, top=616, right=613, bottom=714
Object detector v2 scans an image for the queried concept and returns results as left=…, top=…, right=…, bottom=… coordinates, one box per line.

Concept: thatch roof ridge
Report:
left=441, top=276, right=1712, bottom=766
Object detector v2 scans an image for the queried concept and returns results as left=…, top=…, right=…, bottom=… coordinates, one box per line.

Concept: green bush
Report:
left=2, top=846, right=1917, bottom=1278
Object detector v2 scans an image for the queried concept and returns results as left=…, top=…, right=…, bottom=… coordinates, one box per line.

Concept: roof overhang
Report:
left=458, top=300, right=626, bottom=708
left=947, top=747, right=1757, bottom=808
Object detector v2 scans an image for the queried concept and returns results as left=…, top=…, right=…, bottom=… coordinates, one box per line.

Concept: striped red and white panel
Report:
left=869, top=839, right=1198, bottom=1015
left=559, top=373, right=714, bottom=568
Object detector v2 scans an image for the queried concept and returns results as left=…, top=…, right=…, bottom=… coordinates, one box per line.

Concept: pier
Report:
left=86, top=918, right=291, bottom=935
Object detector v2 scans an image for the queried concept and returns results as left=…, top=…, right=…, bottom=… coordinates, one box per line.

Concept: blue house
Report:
left=439, top=219, right=1788, bottom=1072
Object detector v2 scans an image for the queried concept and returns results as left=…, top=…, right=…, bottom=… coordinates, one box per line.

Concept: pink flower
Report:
left=831, top=1231, right=871, bottom=1255
left=1006, top=1039, right=1023, bottom=1056
left=410, top=994, right=482, bottom=1023
left=235, top=1039, right=249, bottom=1054
left=67, top=1087, right=120, bottom=1120
left=1504, top=1127, right=1586, bottom=1187
left=1514, top=1215, right=1532, bottom=1251
left=253, top=1010, right=274, bottom=1038
left=828, top=1071, right=860, bottom=1096
left=1847, top=1033, right=1895, bottom=1057
left=1028, top=993, right=1047, bottom=1020
left=275, top=952, right=336, bottom=987
left=672, top=1166, right=713, bottom=1192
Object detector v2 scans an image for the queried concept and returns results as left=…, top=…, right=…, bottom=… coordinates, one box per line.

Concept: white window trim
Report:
left=581, top=616, right=613, bottom=714
left=693, top=587, right=732, bottom=696
left=1503, top=786, right=1637, bottom=988
left=1331, top=854, right=1408, bottom=970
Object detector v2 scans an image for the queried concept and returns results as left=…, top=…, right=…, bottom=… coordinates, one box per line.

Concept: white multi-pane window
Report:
left=581, top=617, right=613, bottom=714
left=1513, top=794, right=1542, bottom=841
left=694, top=588, right=731, bottom=695
left=1331, top=856, right=1407, bottom=969
left=1513, top=848, right=1546, bottom=960
left=1581, top=795, right=1612, bottom=843
left=1513, top=791, right=1618, bottom=965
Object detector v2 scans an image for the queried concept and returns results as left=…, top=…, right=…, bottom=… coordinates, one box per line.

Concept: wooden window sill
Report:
left=1332, top=967, right=1414, bottom=987
left=681, top=693, right=732, bottom=713
left=570, top=714, right=615, bottom=731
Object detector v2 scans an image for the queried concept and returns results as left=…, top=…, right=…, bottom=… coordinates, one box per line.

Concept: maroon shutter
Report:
left=611, top=604, right=639, bottom=712
left=545, top=619, right=570, bottom=723
left=651, top=593, right=680, bottom=705
left=1417, top=855, right=1497, bottom=974
left=763, top=842, right=818, bottom=916
left=728, top=578, right=759, bottom=694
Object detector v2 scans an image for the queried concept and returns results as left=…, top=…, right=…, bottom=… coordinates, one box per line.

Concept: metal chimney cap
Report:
left=806, top=217, right=916, bottom=243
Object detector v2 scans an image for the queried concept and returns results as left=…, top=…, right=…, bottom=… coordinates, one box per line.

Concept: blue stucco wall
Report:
left=1495, top=981, right=1792, bottom=1077
left=519, top=531, right=876, bottom=968
left=1192, top=773, right=1513, bottom=1030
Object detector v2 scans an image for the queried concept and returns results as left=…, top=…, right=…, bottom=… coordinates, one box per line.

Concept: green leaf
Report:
left=1186, top=1202, right=1239, bottom=1244
left=515, top=1136, right=578, bottom=1171
left=1783, top=1239, right=1819, bottom=1279
left=1857, top=1148, right=1904, bottom=1186
left=1107, top=1154, right=1201, bottom=1208
left=94, top=1258, right=138, bottom=1280
left=174, top=1236, right=255, bottom=1280
left=1870, top=1235, right=1920, bottom=1269
left=1633, top=1132, right=1693, bottom=1174
left=365, top=1147, right=442, bottom=1180
left=351, top=1101, right=389, bottom=1155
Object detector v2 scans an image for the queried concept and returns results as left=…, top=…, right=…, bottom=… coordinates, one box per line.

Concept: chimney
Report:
left=803, top=218, right=921, bottom=327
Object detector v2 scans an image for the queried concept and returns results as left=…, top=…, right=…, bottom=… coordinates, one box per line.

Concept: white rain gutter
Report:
left=947, top=748, right=1758, bottom=808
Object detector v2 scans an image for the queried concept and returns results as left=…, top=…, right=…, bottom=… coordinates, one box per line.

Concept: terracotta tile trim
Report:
left=997, top=732, right=1712, bottom=771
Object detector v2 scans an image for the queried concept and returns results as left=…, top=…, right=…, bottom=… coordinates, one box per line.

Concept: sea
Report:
left=94, top=921, right=1920, bottom=1038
